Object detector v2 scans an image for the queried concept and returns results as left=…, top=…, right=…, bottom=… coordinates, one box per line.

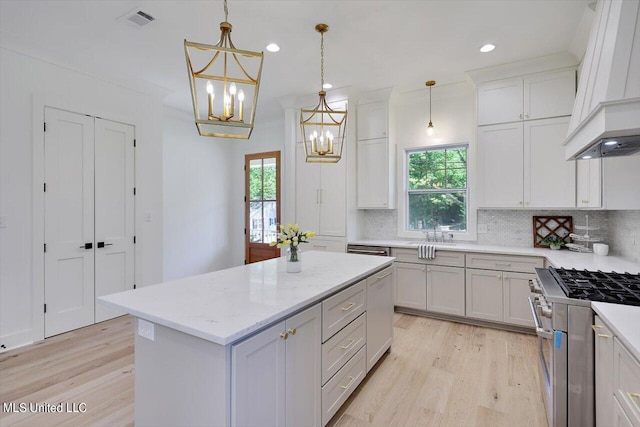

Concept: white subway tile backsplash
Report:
left=608, top=210, right=640, bottom=264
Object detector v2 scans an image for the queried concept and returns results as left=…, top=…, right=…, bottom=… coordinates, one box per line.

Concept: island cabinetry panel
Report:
left=613, top=338, right=640, bottom=425
left=321, top=313, right=366, bottom=385
left=322, top=346, right=367, bottom=426
left=232, top=304, right=322, bottom=427
left=366, top=265, right=394, bottom=372
left=426, top=265, right=465, bottom=316
left=594, top=315, right=614, bottom=427
left=322, top=279, right=366, bottom=342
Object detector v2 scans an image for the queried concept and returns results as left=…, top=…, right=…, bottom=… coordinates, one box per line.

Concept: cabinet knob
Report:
left=287, top=328, right=297, bottom=336
left=525, top=113, right=530, bottom=118
left=519, top=201, right=523, bottom=205
left=497, top=275, right=502, bottom=279
left=504, top=275, right=508, bottom=279
left=519, top=113, right=523, bottom=119
left=280, top=332, right=289, bottom=340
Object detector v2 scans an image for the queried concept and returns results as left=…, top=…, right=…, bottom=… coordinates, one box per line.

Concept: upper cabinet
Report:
left=477, top=69, right=576, bottom=126
left=476, top=67, right=577, bottom=208
left=577, top=159, right=602, bottom=208
left=356, top=95, right=396, bottom=209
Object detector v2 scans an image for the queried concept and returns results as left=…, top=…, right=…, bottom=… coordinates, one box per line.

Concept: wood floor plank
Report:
left=1, top=313, right=546, bottom=426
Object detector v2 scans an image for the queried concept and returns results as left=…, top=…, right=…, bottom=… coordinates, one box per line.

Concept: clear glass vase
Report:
left=286, top=246, right=302, bottom=273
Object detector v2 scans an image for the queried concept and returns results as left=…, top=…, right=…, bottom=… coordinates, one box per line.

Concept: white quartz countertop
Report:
left=592, top=302, right=640, bottom=361
left=99, top=251, right=394, bottom=346
left=349, top=240, right=640, bottom=273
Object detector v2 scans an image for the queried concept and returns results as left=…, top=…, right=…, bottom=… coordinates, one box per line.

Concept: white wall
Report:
left=394, top=81, right=478, bottom=240
left=162, top=107, right=234, bottom=280
left=230, top=120, right=286, bottom=266
left=0, top=46, right=164, bottom=350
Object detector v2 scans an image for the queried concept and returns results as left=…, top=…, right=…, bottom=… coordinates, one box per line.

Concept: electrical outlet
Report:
left=478, top=224, right=488, bottom=234
left=138, top=319, right=154, bottom=341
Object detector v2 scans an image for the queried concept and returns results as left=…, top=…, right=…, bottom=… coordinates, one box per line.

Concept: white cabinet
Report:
left=296, top=144, right=346, bottom=236
left=613, top=338, right=640, bottom=426
left=465, top=268, right=504, bottom=323
left=577, top=159, right=602, bottom=208
left=613, top=396, right=635, bottom=427
left=232, top=304, right=322, bottom=427
left=477, top=69, right=575, bottom=126
left=356, top=100, right=395, bottom=209
left=478, top=117, right=575, bottom=208
left=366, top=266, right=394, bottom=372
left=426, top=265, right=465, bottom=316
left=502, top=272, right=536, bottom=327
left=603, top=156, right=640, bottom=210
left=307, top=236, right=345, bottom=253
left=594, top=315, right=614, bottom=427
left=394, top=262, right=427, bottom=310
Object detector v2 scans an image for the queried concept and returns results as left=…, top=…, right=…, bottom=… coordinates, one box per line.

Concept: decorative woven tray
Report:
left=533, top=216, right=573, bottom=248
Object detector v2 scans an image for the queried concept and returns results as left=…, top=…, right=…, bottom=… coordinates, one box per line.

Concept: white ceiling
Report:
left=0, top=0, right=593, bottom=123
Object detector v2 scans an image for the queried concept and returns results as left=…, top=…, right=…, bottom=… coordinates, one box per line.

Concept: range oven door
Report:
left=529, top=296, right=567, bottom=427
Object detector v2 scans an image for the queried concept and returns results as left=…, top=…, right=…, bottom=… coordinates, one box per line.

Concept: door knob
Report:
left=97, top=242, right=113, bottom=248
left=79, top=243, right=93, bottom=249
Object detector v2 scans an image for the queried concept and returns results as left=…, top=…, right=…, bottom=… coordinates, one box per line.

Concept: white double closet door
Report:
left=44, top=107, right=135, bottom=337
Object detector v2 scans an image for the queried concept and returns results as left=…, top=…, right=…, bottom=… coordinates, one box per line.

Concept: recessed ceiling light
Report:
left=266, top=43, right=280, bottom=52
left=322, top=83, right=333, bottom=89
left=480, top=44, right=496, bottom=53
left=604, top=140, right=618, bottom=146
left=582, top=155, right=593, bottom=159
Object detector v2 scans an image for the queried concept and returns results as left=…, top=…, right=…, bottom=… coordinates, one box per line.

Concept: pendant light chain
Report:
left=429, top=84, right=432, bottom=122
left=224, top=0, right=229, bottom=22
left=320, top=30, right=325, bottom=89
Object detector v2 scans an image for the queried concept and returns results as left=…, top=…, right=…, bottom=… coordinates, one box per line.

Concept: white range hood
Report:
left=564, top=0, right=640, bottom=160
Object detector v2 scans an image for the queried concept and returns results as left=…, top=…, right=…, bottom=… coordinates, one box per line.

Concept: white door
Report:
left=44, top=108, right=95, bottom=337
left=366, top=266, right=394, bottom=372
left=477, top=78, right=523, bottom=125
left=394, top=262, right=426, bottom=310
left=319, top=160, right=346, bottom=237
left=285, top=304, right=322, bottom=427
left=295, top=144, right=320, bottom=231
left=502, top=272, right=536, bottom=327
left=357, top=138, right=389, bottom=208
left=232, top=321, right=287, bottom=427
left=465, top=268, right=503, bottom=322
left=477, top=122, right=524, bottom=207
left=94, top=118, right=135, bottom=322
left=426, top=265, right=465, bottom=316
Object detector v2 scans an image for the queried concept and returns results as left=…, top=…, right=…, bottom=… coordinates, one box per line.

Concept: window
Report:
left=406, top=145, right=468, bottom=232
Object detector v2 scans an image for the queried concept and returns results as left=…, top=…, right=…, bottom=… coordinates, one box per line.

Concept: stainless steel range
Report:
left=530, top=267, right=640, bottom=427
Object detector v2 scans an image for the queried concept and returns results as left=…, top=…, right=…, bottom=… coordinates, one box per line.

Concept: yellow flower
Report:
left=293, top=224, right=299, bottom=232
left=307, top=231, right=316, bottom=238
left=286, top=223, right=292, bottom=230
left=269, top=241, right=276, bottom=247
left=280, top=225, right=284, bottom=231
left=283, top=239, right=291, bottom=246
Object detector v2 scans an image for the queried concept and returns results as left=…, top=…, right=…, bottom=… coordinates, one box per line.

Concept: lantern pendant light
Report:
left=426, top=80, right=436, bottom=136
left=300, top=24, right=347, bottom=163
left=184, top=0, right=264, bottom=139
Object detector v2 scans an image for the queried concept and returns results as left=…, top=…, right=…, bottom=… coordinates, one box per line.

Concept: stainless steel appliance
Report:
left=530, top=267, right=640, bottom=427
left=346, top=244, right=391, bottom=257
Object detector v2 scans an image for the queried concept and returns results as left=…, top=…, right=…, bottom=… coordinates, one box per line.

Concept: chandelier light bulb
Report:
left=427, top=124, right=434, bottom=136
left=238, top=90, right=245, bottom=102
left=206, top=81, right=214, bottom=95
left=230, top=83, right=237, bottom=95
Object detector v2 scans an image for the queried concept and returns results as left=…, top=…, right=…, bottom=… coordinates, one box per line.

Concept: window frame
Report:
left=400, top=143, right=474, bottom=239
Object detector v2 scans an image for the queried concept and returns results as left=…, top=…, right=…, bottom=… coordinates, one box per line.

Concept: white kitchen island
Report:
left=99, top=251, right=395, bottom=427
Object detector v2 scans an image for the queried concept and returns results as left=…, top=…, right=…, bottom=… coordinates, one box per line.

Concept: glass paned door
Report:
left=245, top=151, right=281, bottom=263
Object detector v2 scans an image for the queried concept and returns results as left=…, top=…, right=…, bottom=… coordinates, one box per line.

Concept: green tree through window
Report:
left=407, top=145, right=468, bottom=231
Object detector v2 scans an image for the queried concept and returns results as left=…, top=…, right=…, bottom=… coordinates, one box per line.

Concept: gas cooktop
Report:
left=549, top=267, right=640, bottom=306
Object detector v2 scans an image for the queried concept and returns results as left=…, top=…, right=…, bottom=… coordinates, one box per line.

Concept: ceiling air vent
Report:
left=125, top=10, right=155, bottom=27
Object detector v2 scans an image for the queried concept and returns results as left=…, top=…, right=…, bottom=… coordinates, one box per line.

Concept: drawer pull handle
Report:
left=627, top=392, right=640, bottom=410
left=340, top=339, right=355, bottom=350
left=287, top=328, right=297, bottom=336
left=280, top=332, right=288, bottom=340
left=376, top=272, right=392, bottom=280
left=496, top=263, right=511, bottom=267
left=591, top=325, right=611, bottom=338
left=341, top=302, right=356, bottom=311
left=340, top=376, right=356, bottom=390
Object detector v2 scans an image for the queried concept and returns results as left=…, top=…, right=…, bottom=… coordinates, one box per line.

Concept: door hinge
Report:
left=133, top=284, right=137, bottom=289
left=44, top=304, right=47, bottom=313
left=244, top=259, right=247, bottom=264
left=244, top=228, right=246, bottom=235
left=133, top=139, right=136, bottom=147
left=133, top=187, right=136, bottom=196
left=44, top=243, right=47, bottom=253
left=244, top=196, right=246, bottom=202
left=44, top=122, right=46, bottom=132
left=133, top=236, right=136, bottom=244
left=44, top=182, right=46, bottom=192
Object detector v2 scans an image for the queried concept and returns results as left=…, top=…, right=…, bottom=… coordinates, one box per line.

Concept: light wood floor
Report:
left=0, top=313, right=546, bottom=427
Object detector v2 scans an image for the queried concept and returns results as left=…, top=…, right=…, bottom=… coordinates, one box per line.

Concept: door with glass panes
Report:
left=245, top=152, right=281, bottom=264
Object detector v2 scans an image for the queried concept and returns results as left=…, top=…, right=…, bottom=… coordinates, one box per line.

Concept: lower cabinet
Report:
left=466, top=268, right=535, bottom=327
left=394, top=262, right=426, bottom=310
left=613, top=396, right=634, bottom=427
left=232, top=304, right=322, bottom=427
left=594, top=316, right=614, bottom=427
left=366, top=265, right=394, bottom=372
left=426, top=265, right=465, bottom=316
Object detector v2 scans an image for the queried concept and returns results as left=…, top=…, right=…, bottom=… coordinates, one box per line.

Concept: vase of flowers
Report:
left=270, top=224, right=315, bottom=273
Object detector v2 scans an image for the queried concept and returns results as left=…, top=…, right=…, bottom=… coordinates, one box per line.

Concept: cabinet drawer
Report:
left=613, top=338, right=640, bottom=424
left=308, top=237, right=345, bottom=253
left=322, top=313, right=366, bottom=385
left=322, top=280, right=366, bottom=342
left=465, top=253, right=543, bottom=273
left=391, top=248, right=464, bottom=267
left=322, top=346, right=367, bottom=426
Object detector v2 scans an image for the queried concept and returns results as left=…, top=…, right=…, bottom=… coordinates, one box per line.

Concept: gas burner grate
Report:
left=549, top=267, right=640, bottom=306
